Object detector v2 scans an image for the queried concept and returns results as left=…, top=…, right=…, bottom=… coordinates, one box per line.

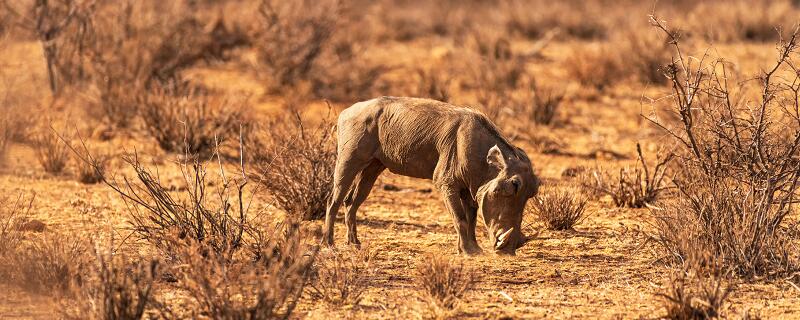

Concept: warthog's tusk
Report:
left=498, top=228, right=513, bottom=242
left=495, top=228, right=514, bottom=248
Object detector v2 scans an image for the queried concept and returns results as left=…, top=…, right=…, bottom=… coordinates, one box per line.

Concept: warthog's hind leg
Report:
left=323, top=155, right=371, bottom=246
left=343, top=160, right=385, bottom=247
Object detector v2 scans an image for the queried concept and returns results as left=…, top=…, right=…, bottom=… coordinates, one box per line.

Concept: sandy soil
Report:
left=1, top=36, right=800, bottom=319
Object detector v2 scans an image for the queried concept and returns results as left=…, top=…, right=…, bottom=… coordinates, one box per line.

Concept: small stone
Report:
left=383, top=184, right=401, bottom=191
left=18, top=219, right=46, bottom=233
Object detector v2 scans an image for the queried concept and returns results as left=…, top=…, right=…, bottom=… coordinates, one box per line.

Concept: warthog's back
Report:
left=338, top=96, right=488, bottom=180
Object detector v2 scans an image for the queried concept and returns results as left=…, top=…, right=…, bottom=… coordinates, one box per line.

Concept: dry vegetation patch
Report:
left=62, top=247, right=160, bottom=320
left=250, top=106, right=336, bottom=221
left=588, top=144, right=672, bottom=208
left=139, top=84, right=249, bottom=156
left=5, top=0, right=800, bottom=317
left=415, top=254, right=476, bottom=315
left=687, top=0, right=799, bottom=43
left=32, top=125, right=70, bottom=175
left=177, top=222, right=315, bottom=320
left=529, top=187, right=588, bottom=231
left=308, top=247, right=376, bottom=307
left=646, top=15, right=800, bottom=278
left=659, top=267, right=731, bottom=320
left=0, top=118, right=10, bottom=164
left=6, top=232, right=88, bottom=294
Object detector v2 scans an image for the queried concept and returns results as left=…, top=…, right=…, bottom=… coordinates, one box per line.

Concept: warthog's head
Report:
left=477, top=145, right=539, bottom=255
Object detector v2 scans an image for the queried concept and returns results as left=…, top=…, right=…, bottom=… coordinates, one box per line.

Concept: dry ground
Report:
left=2, top=7, right=800, bottom=319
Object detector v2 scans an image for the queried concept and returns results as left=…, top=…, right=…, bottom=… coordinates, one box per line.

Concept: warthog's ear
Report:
left=487, top=145, right=506, bottom=169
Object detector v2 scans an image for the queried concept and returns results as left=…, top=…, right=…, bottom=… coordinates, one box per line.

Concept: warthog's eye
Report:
left=498, top=177, right=521, bottom=197
left=510, top=178, right=520, bottom=194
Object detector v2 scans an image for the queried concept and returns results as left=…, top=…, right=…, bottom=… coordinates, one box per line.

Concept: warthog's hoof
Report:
left=460, top=246, right=483, bottom=256
left=346, top=238, right=361, bottom=249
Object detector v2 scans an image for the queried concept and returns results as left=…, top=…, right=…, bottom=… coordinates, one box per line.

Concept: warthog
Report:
left=323, top=97, right=540, bottom=255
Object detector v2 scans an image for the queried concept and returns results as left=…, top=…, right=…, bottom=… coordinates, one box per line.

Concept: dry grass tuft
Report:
left=468, top=35, right=525, bottom=127
left=415, top=67, right=452, bottom=103
left=0, top=117, right=10, bottom=165
left=659, top=268, right=730, bottom=320
left=513, top=80, right=565, bottom=126
left=74, top=151, right=107, bottom=184
left=254, top=0, right=340, bottom=91
left=529, top=188, right=588, bottom=231
left=178, top=221, right=315, bottom=319
left=650, top=178, right=796, bottom=277
left=32, top=125, right=71, bottom=175
left=308, top=247, right=375, bottom=307
left=62, top=247, right=160, bottom=320
left=504, top=0, right=608, bottom=40
left=6, top=231, right=88, bottom=294
left=621, top=30, right=671, bottom=85
left=250, top=105, right=336, bottom=221
left=687, top=0, right=798, bottom=43
left=588, top=144, right=672, bottom=208
left=415, top=254, right=475, bottom=313
left=564, top=43, right=623, bottom=90
left=0, top=192, right=34, bottom=267
left=139, top=84, right=249, bottom=156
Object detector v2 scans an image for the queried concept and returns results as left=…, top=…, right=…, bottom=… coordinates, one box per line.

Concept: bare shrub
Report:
left=588, top=144, right=672, bottom=208
left=504, top=0, right=607, bottom=40
left=528, top=188, right=588, bottom=231
left=469, top=36, right=525, bottom=126
left=93, top=75, right=144, bottom=129
left=0, top=193, right=34, bottom=265
left=511, top=80, right=565, bottom=126
left=659, top=269, right=730, bottom=320
left=310, top=49, right=388, bottom=103
left=0, top=97, right=36, bottom=144
left=32, top=125, right=70, bottom=174
left=84, top=1, right=167, bottom=128
left=66, top=133, right=252, bottom=258
left=139, top=84, right=248, bottom=156
left=619, top=30, right=671, bottom=85
left=645, top=16, right=800, bottom=277
left=6, top=231, right=88, bottom=294
left=254, top=0, right=341, bottom=91
left=84, top=2, right=247, bottom=128
left=0, top=117, right=10, bottom=164
left=415, top=254, right=475, bottom=312
left=250, top=105, right=336, bottom=221
left=415, top=67, right=451, bottom=103
left=308, top=247, right=375, bottom=307
left=75, top=150, right=107, bottom=184
left=178, top=221, right=315, bottom=320
left=564, top=43, right=623, bottom=90
left=63, top=247, right=160, bottom=320
left=687, top=0, right=798, bottom=43
left=253, top=0, right=383, bottom=102
left=1, top=0, right=94, bottom=94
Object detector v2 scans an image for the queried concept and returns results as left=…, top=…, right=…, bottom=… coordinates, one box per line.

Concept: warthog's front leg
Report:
left=460, top=196, right=481, bottom=253
left=440, top=186, right=483, bottom=255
